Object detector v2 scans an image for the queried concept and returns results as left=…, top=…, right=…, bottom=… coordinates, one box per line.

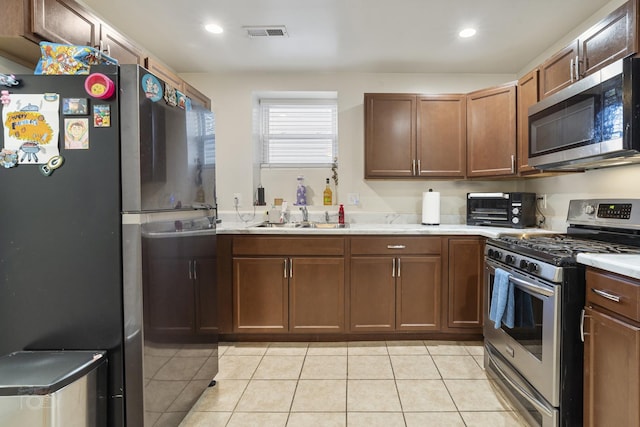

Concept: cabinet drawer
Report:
left=350, top=236, right=441, bottom=255
left=586, top=268, right=640, bottom=322
left=233, top=236, right=345, bottom=256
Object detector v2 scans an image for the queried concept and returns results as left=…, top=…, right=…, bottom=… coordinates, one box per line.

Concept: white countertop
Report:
left=577, top=253, right=640, bottom=280
left=216, top=221, right=557, bottom=239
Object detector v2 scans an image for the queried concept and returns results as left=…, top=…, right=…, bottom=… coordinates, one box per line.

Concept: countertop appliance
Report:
left=483, top=198, right=640, bottom=427
left=0, top=65, right=217, bottom=427
left=467, top=192, right=537, bottom=228
left=528, top=56, right=640, bottom=170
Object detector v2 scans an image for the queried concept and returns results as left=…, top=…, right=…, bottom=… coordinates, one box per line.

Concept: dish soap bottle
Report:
left=323, top=178, right=333, bottom=206
left=296, top=175, right=307, bottom=206
left=338, top=204, right=345, bottom=224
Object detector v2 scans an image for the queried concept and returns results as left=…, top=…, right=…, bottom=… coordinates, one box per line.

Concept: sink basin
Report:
left=253, top=221, right=348, bottom=229
left=142, top=218, right=216, bottom=238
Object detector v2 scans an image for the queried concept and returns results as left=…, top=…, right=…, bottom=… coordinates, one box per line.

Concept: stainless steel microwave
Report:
left=528, top=56, right=640, bottom=170
left=467, top=192, right=537, bottom=228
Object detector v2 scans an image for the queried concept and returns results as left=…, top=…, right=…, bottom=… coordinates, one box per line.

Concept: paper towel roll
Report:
left=422, top=190, right=440, bottom=225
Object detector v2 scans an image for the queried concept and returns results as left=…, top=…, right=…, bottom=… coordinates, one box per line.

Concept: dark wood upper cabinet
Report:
left=541, top=1, right=636, bottom=99
left=144, top=57, right=183, bottom=89
left=364, top=93, right=466, bottom=179
left=99, top=23, right=143, bottom=65
left=579, top=0, right=636, bottom=77
left=539, top=41, right=579, bottom=99
left=466, top=83, right=517, bottom=177
left=517, top=68, right=542, bottom=175
left=416, top=95, right=466, bottom=178
left=183, top=81, right=212, bottom=110
left=32, top=0, right=100, bottom=46
left=364, top=93, right=416, bottom=178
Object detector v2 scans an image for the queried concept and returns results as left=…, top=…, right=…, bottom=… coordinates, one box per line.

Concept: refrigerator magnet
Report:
left=141, top=74, right=162, bottom=101
left=62, top=98, right=88, bottom=115
left=0, top=149, right=18, bottom=168
left=84, top=73, right=115, bottom=99
left=64, top=118, right=89, bottom=149
left=93, top=104, right=111, bottom=127
left=39, top=155, right=64, bottom=176
left=164, top=85, right=177, bottom=106
left=176, top=90, right=187, bottom=109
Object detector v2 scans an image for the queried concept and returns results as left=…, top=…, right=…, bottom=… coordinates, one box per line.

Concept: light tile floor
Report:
left=179, top=340, right=529, bottom=427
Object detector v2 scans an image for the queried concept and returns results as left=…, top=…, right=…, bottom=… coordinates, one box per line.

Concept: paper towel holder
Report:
left=421, top=188, right=440, bottom=226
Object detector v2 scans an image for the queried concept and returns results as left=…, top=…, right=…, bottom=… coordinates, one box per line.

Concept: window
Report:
left=260, top=99, right=337, bottom=167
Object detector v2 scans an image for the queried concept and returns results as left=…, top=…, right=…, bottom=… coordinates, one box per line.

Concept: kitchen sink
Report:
left=253, top=221, right=348, bottom=229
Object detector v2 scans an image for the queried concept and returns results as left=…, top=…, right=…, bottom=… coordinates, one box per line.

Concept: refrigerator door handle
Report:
left=188, top=260, right=193, bottom=280
left=193, top=260, right=198, bottom=280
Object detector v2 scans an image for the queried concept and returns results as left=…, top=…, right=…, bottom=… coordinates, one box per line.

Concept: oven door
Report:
left=483, top=258, right=561, bottom=407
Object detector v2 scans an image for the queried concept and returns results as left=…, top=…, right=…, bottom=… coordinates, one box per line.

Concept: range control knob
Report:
left=512, top=207, right=520, bottom=215
left=493, top=250, right=502, bottom=260
left=519, top=259, right=529, bottom=270
left=512, top=217, right=520, bottom=224
left=584, top=205, right=595, bottom=215
left=528, top=262, right=539, bottom=273
left=505, top=255, right=516, bottom=264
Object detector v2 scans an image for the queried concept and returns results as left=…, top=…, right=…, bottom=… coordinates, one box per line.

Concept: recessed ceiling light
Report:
left=459, top=28, right=477, bottom=38
left=205, top=23, right=224, bottom=34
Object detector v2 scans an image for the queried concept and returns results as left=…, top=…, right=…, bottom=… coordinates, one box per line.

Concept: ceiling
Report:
left=78, top=0, right=613, bottom=74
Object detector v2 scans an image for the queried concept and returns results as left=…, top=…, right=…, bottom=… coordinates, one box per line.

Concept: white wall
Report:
left=0, top=56, right=32, bottom=74
left=182, top=70, right=524, bottom=221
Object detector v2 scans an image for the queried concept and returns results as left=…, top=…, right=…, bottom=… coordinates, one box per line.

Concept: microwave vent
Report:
left=244, top=26, right=288, bottom=38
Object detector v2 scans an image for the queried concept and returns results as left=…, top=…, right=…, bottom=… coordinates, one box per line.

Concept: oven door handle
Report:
left=509, top=275, right=555, bottom=297
left=487, top=350, right=555, bottom=418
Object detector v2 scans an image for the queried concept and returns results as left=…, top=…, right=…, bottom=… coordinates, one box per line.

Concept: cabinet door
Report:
left=584, top=307, right=640, bottom=427
left=233, top=257, right=288, bottom=333
left=540, top=41, right=579, bottom=99
left=194, top=257, right=218, bottom=334
left=364, top=94, right=416, bottom=178
left=99, top=23, right=143, bottom=65
left=290, top=257, right=345, bottom=333
left=32, top=0, right=99, bottom=46
left=396, top=256, right=441, bottom=331
left=580, top=1, right=635, bottom=78
left=517, top=69, right=541, bottom=175
left=416, top=95, right=466, bottom=178
left=145, top=57, right=183, bottom=89
left=447, top=238, right=484, bottom=329
left=145, top=258, right=195, bottom=337
left=350, top=256, right=396, bottom=331
left=183, top=81, right=212, bottom=110
left=466, top=83, right=517, bottom=177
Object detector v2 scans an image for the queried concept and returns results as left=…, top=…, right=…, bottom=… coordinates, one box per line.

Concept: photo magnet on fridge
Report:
left=64, top=117, right=89, bottom=149
left=93, top=104, right=111, bottom=127
left=62, top=98, right=88, bottom=115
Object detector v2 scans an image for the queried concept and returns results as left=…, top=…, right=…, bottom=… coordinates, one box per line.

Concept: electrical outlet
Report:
left=233, top=193, right=242, bottom=207
left=347, top=192, right=360, bottom=206
left=540, top=194, right=547, bottom=209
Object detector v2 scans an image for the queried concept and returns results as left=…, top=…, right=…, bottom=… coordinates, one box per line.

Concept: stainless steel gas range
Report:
left=483, top=199, right=640, bottom=427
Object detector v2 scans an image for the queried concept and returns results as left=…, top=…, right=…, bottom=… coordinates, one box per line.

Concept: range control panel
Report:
left=597, top=203, right=632, bottom=219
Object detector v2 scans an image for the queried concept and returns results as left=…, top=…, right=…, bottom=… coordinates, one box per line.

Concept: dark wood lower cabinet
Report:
left=446, top=238, right=484, bottom=331
left=350, top=257, right=396, bottom=331
left=583, top=306, right=640, bottom=426
left=142, top=235, right=217, bottom=341
left=396, top=256, right=441, bottom=331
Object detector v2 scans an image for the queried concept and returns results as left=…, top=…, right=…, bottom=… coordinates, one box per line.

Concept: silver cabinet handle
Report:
left=591, top=288, right=621, bottom=303
left=397, top=258, right=401, bottom=278
left=570, top=58, right=574, bottom=83
left=412, top=159, right=416, bottom=176
left=188, top=260, right=193, bottom=280
left=510, top=154, right=515, bottom=173
left=417, top=159, right=421, bottom=176
left=392, top=258, right=396, bottom=278
left=284, top=259, right=288, bottom=279
left=575, top=55, right=580, bottom=80
left=193, top=260, right=198, bottom=280
left=289, top=258, right=293, bottom=278
left=387, top=245, right=406, bottom=249
left=580, top=308, right=590, bottom=342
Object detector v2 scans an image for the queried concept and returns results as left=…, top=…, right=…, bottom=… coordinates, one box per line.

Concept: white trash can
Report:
left=0, top=351, right=107, bottom=427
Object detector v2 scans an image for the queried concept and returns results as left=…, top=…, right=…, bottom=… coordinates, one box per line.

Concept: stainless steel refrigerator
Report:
left=0, top=64, right=217, bottom=427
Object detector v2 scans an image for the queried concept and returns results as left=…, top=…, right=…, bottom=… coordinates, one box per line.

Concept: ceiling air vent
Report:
left=244, top=26, right=288, bottom=38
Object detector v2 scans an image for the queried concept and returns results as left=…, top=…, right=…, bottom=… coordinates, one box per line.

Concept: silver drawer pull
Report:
left=387, top=245, right=406, bottom=249
left=592, top=288, right=621, bottom=303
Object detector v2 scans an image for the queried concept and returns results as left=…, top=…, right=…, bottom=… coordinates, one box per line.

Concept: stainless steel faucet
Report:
left=325, top=211, right=330, bottom=222
left=300, top=206, right=309, bottom=222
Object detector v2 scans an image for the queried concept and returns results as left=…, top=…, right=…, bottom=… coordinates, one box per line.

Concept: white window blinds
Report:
left=260, top=99, right=337, bottom=166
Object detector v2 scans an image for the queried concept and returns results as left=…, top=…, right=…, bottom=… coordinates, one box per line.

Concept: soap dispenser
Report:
left=296, top=175, right=307, bottom=206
